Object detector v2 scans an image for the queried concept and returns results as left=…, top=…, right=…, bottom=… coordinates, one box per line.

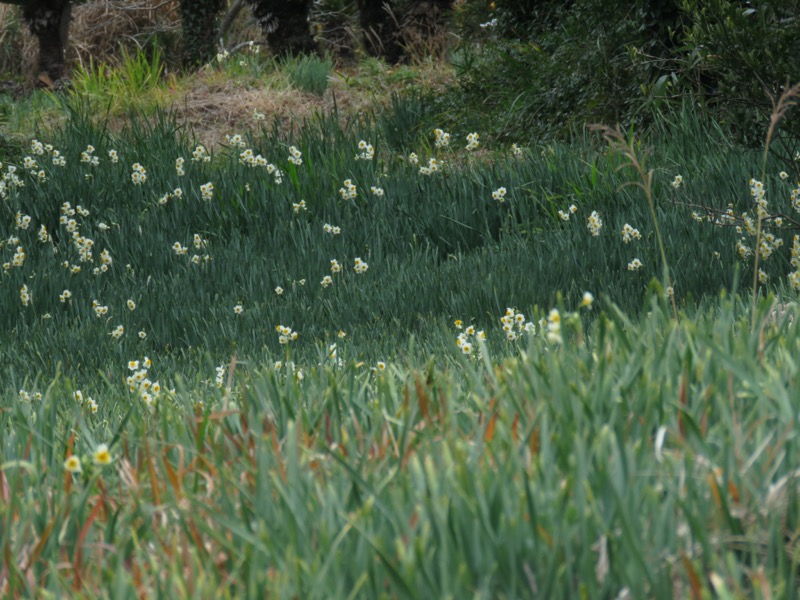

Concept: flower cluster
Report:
left=30, top=139, right=45, bottom=155
left=238, top=148, right=274, bottom=170
left=627, top=258, right=643, bottom=271
left=323, top=223, right=342, bottom=235
left=20, top=284, right=31, bottom=306
left=500, top=307, right=535, bottom=341
left=10, top=244, right=25, bottom=268
left=370, top=186, right=384, bottom=197
left=419, top=158, right=440, bottom=176
left=273, top=360, right=305, bottom=381
left=558, top=204, right=578, bottom=221
left=455, top=322, right=485, bottom=355
left=789, top=235, right=800, bottom=290
left=64, top=442, right=113, bottom=474
left=80, top=145, right=100, bottom=166
left=736, top=237, right=752, bottom=260
left=126, top=355, right=161, bottom=406
left=215, top=364, right=226, bottom=388
left=292, top=199, right=307, bottom=213
left=268, top=163, right=283, bottom=184
left=339, top=179, right=357, bottom=200
left=226, top=134, right=246, bottom=149
left=18, top=388, right=42, bottom=403
left=354, top=257, right=369, bottom=274
left=131, top=163, right=147, bottom=185
left=158, top=187, right=184, bottom=205
left=434, top=128, right=450, bottom=148
left=176, top=234, right=211, bottom=265
left=175, top=157, right=185, bottom=175
left=587, top=211, right=603, bottom=237
left=73, top=389, right=99, bottom=413
left=288, top=146, right=303, bottom=166
left=371, top=361, right=387, bottom=375
left=200, top=181, right=214, bottom=201
left=356, top=140, right=374, bottom=161
left=759, top=231, right=783, bottom=260
left=545, top=309, right=562, bottom=344
left=492, top=187, right=507, bottom=202
left=92, top=300, right=109, bottom=318
left=276, top=325, right=299, bottom=345
left=750, top=178, right=767, bottom=218
left=0, top=163, right=25, bottom=201
left=621, top=223, right=641, bottom=243
left=38, top=224, right=51, bottom=243
left=465, top=132, right=480, bottom=151
left=192, top=145, right=211, bottom=163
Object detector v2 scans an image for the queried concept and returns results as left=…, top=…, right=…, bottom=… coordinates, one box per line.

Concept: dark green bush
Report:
left=678, top=0, right=800, bottom=146
left=452, top=0, right=661, bottom=141
left=178, top=0, right=226, bottom=68
left=448, top=0, right=799, bottom=146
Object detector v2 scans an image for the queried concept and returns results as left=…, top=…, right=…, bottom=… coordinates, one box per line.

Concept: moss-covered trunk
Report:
left=178, top=0, right=225, bottom=68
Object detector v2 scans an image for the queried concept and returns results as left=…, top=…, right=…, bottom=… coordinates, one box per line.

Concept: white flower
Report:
left=587, top=211, right=603, bottom=236
left=581, top=291, right=594, bottom=309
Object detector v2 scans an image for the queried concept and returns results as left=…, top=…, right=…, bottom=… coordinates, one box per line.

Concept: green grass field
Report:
left=2, top=81, right=800, bottom=597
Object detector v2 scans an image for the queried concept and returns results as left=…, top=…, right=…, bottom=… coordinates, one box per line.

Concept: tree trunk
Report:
left=358, top=0, right=402, bottom=64
left=21, top=0, right=72, bottom=86
left=247, top=0, right=317, bottom=57
left=399, top=0, right=454, bottom=62
left=178, top=0, right=226, bottom=68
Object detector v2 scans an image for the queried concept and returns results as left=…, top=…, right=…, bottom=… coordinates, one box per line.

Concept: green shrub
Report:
left=451, top=0, right=664, bottom=141
left=448, top=0, right=799, bottom=145
left=284, top=54, right=333, bottom=96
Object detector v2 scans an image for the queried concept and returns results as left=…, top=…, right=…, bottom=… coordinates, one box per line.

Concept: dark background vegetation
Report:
left=1, top=0, right=798, bottom=147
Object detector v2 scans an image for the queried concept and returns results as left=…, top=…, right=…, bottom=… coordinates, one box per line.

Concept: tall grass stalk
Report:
left=750, top=82, right=800, bottom=329
left=592, top=124, right=679, bottom=320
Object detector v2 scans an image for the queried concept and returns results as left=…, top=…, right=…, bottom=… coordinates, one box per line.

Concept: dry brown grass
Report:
left=2, top=1, right=180, bottom=83
left=1, top=1, right=183, bottom=81
left=68, top=0, right=181, bottom=68
left=1, top=0, right=281, bottom=82
left=167, top=59, right=454, bottom=148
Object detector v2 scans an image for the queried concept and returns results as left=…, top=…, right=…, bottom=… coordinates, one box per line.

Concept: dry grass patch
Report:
left=0, top=1, right=182, bottom=81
